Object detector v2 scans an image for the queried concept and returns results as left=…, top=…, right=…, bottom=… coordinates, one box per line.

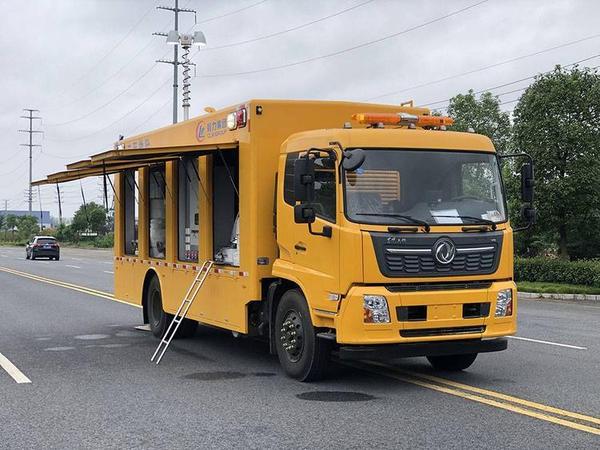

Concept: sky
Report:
left=0, top=0, right=599, bottom=219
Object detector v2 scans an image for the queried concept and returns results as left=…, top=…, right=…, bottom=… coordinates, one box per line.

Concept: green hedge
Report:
left=515, top=257, right=600, bottom=288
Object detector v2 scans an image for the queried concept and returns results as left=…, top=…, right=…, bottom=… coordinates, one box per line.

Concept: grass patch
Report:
left=517, top=281, right=600, bottom=295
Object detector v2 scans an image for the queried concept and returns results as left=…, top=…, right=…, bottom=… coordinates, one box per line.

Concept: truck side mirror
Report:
left=293, top=157, right=315, bottom=202
left=521, top=162, right=534, bottom=203
left=294, top=204, right=316, bottom=224
left=342, top=148, right=366, bottom=171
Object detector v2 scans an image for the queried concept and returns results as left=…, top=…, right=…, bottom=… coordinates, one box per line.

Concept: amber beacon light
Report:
left=352, top=112, right=454, bottom=128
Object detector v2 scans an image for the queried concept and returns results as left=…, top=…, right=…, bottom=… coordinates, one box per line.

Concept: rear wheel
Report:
left=427, top=353, right=478, bottom=371
left=55, top=255, right=60, bottom=261
left=146, top=275, right=197, bottom=339
left=275, top=289, right=331, bottom=381
left=31, top=254, right=36, bottom=260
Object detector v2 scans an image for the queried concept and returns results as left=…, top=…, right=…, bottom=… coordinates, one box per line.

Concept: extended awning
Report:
left=32, top=142, right=238, bottom=186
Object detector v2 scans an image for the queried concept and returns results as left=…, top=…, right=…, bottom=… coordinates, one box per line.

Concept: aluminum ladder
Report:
left=151, top=260, right=213, bottom=365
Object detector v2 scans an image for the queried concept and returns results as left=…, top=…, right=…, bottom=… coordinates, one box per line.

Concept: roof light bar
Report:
left=352, top=112, right=454, bottom=128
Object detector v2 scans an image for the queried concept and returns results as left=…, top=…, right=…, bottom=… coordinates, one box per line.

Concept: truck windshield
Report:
left=344, top=149, right=506, bottom=226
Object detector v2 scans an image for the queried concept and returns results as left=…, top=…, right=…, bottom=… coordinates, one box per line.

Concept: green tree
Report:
left=71, top=202, right=107, bottom=236
left=16, top=215, right=39, bottom=242
left=513, top=66, right=600, bottom=260
left=446, top=90, right=528, bottom=246
left=5, top=214, right=18, bottom=240
left=447, top=90, right=512, bottom=154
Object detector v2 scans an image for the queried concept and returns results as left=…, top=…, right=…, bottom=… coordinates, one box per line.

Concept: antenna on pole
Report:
left=18, top=109, right=42, bottom=215
left=154, top=0, right=197, bottom=124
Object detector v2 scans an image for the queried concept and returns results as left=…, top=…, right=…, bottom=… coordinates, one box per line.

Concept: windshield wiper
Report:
left=432, top=215, right=497, bottom=230
left=354, top=212, right=431, bottom=232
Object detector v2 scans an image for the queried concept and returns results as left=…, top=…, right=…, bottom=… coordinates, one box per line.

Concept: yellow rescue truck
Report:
left=35, top=100, right=535, bottom=381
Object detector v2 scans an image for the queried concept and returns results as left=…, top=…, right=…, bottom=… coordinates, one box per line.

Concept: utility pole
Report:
left=37, top=186, right=43, bottom=232
left=153, top=0, right=197, bottom=124
left=55, top=183, right=63, bottom=226
left=3, top=200, right=7, bottom=240
left=18, top=109, right=42, bottom=214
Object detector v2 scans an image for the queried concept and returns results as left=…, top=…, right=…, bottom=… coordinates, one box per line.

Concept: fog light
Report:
left=495, top=289, right=513, bottom=317
left=363, top=295, right=390, bottom=323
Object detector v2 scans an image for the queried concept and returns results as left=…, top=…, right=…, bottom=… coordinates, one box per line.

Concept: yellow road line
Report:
left=0, top=266, right=114, bottom=297
left=0, top=266, right=141, bottom=309
left=395, top=366, right=600, bottom=426
left=345, top=362, right=600, bottom=436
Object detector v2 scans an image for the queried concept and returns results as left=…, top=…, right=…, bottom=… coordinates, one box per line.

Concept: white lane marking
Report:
left=508, top=336, right=587, bottom=350
left=1, top=255, right=7, bottom=258
left=103, top=270, right=114, bottom=274
left=65, top=265, right=81, bottom=269
left=0, top=352, right=31, bottom=384
left=102, top=262, right=113, bottom=265
left=70, top=257, right=82, bottom=261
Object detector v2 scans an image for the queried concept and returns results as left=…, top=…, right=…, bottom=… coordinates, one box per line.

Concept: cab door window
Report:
left=283, top=152, right=336, bottom=222
left=313, top=156, right=337, bottom=222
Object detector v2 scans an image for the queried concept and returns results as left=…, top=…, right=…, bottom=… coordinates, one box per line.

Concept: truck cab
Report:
left=271, top=113, right=534, bottom=380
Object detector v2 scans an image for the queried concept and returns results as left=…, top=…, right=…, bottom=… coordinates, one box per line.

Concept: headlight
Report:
left=363, top=295, right=391, bottom=323
left=495, top=289, right=513, bottom=317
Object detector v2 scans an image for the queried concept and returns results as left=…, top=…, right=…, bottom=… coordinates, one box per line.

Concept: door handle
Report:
left=294, top=243, right=307, bottom=252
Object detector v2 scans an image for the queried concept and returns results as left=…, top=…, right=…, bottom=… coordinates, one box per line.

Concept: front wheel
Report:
left=275, top=289, right=331, bottom=382
left=427, top=353, right=478, bottom=371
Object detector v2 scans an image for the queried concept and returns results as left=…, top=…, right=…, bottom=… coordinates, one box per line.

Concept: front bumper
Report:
left=338, top=338, right=507, bottom=360
left=32, top=250, right=59, bottom=257
left=335, top=280, right=517, bottom=345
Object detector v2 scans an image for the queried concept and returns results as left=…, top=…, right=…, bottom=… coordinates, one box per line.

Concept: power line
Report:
left=197, top=0, right=268, bottom=25
left=46, top=62, right=161, bottom=127
left=45, top=0, right=372, bottom=117
left=198, top=0, right=374, bottom=52
left=47, top=4, right=156, bottom=104
left=46, top=77, right=171, bottom=144
left=420, top=53, right=600, bottom=109
left=194, top=0, right=490, bottom=78
left=366, top=32, right=600, bottom=102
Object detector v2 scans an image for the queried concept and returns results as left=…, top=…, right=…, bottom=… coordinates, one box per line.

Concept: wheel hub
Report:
left=280, top=310, right=304, bottom=362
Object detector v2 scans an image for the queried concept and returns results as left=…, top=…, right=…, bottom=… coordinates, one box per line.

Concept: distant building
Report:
left=0, top=210, right=52, bottom=228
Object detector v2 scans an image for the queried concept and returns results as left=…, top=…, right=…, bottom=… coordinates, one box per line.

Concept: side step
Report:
left=150, top=260, right=214, bottom=365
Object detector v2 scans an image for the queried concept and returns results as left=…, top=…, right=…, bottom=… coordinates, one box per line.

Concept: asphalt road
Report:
left=0, top=246, right=598, bottom=449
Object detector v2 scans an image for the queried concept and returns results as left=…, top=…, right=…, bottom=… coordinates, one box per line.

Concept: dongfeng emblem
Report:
left=434, top=238, right=456, bottom=264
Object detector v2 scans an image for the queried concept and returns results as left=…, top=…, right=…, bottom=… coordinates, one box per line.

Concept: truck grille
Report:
left=370, top=232, right=503, bottom=278
left=386, top=251, right=495, bottom=274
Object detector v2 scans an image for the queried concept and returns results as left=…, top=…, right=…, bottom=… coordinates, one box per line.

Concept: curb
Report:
left=519, top=291, right=600, bottom=302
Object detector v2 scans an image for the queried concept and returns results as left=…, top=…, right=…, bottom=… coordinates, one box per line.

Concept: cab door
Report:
left=276, top=152, right=340, bottom=313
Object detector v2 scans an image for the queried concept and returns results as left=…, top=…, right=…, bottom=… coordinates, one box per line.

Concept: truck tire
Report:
left=275, top=289, right=331, bottom=382
left=427, top=353, right=478, bottom=371
left=146, top=275, right=197, bottom=339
